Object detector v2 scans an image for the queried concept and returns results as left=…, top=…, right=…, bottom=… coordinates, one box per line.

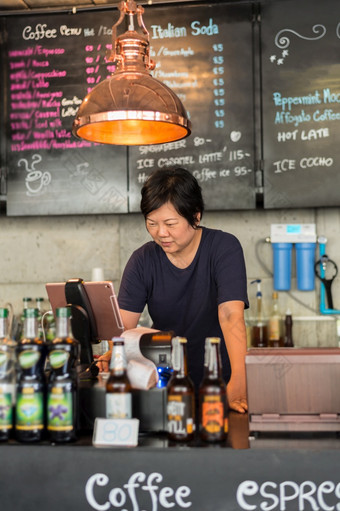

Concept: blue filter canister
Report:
left=296, top=242, right=316, bottom=291
left=272, top=242, right=293, bottom=291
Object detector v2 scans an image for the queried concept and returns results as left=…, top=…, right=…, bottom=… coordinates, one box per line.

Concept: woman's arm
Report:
left=218, top=300, right=248, bottom=414
left=96, top=309, right=141, bottom=372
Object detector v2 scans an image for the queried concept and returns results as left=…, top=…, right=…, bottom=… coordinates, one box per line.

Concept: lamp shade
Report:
left=72, top=2, right=191, bottom=146
left=73, top=71, right=191, bottom=146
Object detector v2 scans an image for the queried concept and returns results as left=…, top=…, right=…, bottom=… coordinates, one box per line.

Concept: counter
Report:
left=1, top=412, right=339, bottom=511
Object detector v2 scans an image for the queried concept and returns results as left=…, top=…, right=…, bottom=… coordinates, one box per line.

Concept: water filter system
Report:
left=269, top=225, right=340, bottom=315
left=270, top=224, right=317, bottom=291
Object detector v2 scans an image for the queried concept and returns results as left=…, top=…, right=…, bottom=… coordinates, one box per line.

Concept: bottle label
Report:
left=0, top=388, right=13, bottom=430
left=201, top=395, right=224, bottom=434
left=47, top=386, right=74, bottom=431
left=18, top=350, right=40, bottom=369
left=106, top=393, right=132, bottom=419
left=49, top=350, right=69, bottom=369
left=269, top=318, right=280, bottom=340
left=16, top=387, right=44, bottom=430
left=167, top=395, right=195, bottom=436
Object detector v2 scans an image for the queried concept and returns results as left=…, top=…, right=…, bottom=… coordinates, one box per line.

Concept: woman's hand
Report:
left=96, top=350, right=112, bottom=372
left=218, top=301, right=248, bottom=414
left=227, top=376, right=248, bottom=414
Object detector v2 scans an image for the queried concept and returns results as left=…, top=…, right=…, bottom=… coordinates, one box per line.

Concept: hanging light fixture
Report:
left=72, top=0, right=191, bottom=146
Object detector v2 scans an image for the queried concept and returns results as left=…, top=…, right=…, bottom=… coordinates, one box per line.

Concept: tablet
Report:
left=45, top=280, right=124, bottom=341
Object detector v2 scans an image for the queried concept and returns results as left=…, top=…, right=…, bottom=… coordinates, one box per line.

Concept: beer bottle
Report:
left=18, top=297, right=32, bottom=341
left=47, top=307, right=80, bottom=443
left=167, top=336, right=195, bottom=442
left=106, top=338, right=132, bottom=419
left=0, top=308, right=17, bottom=441
left=199, top=337, right=228, bottom=442
left=268, top=292, right=283, bottom=347
left=15, top=307, right=46, bottom=442
left=35, top=297, right=45, bottom=341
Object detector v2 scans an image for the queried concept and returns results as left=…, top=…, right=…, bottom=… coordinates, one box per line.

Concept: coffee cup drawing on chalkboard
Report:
left=18, top=154, right=52, bottom=197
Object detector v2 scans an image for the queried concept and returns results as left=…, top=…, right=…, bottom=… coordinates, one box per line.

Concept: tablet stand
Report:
left=65, top=279, right=98, bottom=367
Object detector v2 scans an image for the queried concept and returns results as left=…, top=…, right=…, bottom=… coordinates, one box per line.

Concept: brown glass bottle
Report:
left=167, top=336, right=195, bottom=442
left=199, top=337, right=227, bottom=443
left=47, top=306, right=80, bottom=443
left=0, top=308, right=16, bottom=442
left=15, top=308, right=46, bottom=443
left=106, top=338, right=132, bottom=419
left=284, top=310, right=294, bottom=347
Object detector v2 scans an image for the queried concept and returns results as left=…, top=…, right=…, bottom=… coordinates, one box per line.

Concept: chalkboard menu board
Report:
left=261, top=0, right=340, bottom=209
left=3, top=2, right=255, bottom=216
left=128, top=2, right=256, bottom=212
left=4, top=11, right=128, bottom=216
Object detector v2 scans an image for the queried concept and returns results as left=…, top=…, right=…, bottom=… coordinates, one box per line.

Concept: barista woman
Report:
left=99, top=167, right=249, bottom=413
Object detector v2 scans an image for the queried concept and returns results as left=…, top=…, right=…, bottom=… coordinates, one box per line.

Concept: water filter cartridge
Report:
left=272, top=242, right=293, bottom=291
left=296, top=242, right=316, bottom=291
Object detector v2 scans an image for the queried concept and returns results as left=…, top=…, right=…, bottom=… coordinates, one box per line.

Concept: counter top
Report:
left=1, top=413, right=339, bottom=511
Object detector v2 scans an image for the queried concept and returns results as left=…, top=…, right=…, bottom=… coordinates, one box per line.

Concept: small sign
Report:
left=92, top=418, right=139, bottom=448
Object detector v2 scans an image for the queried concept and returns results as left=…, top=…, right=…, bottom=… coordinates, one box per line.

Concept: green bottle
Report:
left=15, top=307, right=46, bottom=442
left=47, top=307, right=80, bottom=443
left=18, top=297, right=32, bottom=341
left=0, top=308, right=17, bottom=441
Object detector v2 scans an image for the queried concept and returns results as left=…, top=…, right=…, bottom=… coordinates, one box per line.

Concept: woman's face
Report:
left=145, top=202, right=200, bottom=256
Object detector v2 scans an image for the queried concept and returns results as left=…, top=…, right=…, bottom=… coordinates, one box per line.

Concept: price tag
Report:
left=92, top=418, right=139, bottom=448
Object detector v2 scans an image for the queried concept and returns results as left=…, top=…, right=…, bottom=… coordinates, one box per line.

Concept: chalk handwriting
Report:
left=270, top=24, right=326, bottom=65
left=85, top=471, right=192, bottom=510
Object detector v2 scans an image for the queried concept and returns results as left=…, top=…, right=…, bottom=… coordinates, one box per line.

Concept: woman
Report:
left=100, top=167, right=249, bottom=413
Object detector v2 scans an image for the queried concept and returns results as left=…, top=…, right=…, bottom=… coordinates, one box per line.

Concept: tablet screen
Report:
left=46, top=280, right=124, bottom=342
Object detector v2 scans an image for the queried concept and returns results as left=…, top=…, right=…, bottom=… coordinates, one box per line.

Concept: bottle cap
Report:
left=0, top=308, right=8, bottom=318
left=111, top=337, right=125, bottom=345
left=206, top=337, right=221, bottom=344
left=56, top=306, right=71, bottom=318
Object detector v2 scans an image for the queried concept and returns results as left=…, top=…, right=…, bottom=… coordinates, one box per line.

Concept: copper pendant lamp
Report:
left=72, top=0, right=191, bottom=146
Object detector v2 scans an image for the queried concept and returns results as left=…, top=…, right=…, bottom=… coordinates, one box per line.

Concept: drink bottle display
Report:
left=0, top=308, right=17, bottom=441
left=47, top=307, right=80, bottom=443
left=106, top=338, right=132, bottom=419
left=166, top=336, right=195, bottom=442
left=15, top=307, right=46, bottom=442
left=199, top=337, right=228, bottom=442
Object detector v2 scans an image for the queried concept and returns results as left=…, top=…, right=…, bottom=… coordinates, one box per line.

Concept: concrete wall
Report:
left=1, top=206, right=339, bottom=346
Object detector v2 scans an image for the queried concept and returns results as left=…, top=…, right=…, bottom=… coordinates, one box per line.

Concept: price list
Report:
left=261, top=0, right=340, bottom=209
left=128, top=2, right=255, bottom=211
left=5, top=14, right=127, bottom=216
left=3, top=3, right=255, bottom=215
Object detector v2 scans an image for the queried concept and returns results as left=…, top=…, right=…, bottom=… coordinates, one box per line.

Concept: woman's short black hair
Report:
left=140, top=168, right=204, bottom=228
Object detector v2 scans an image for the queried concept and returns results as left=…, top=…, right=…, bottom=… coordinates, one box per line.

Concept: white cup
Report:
left=91, top=267, right=104, bottom=281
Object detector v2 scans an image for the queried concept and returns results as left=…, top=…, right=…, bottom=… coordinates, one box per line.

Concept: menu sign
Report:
left=128, top=2, right=255, bottom=211
left=5, top=13, right=128, bottom=216
left=3, top=2, right=255, bottom=216
left=261, top=0, right=340, bottom=209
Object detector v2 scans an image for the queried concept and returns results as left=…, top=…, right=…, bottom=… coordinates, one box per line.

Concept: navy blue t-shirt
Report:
left=118, top=226, right=249, bottom=390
